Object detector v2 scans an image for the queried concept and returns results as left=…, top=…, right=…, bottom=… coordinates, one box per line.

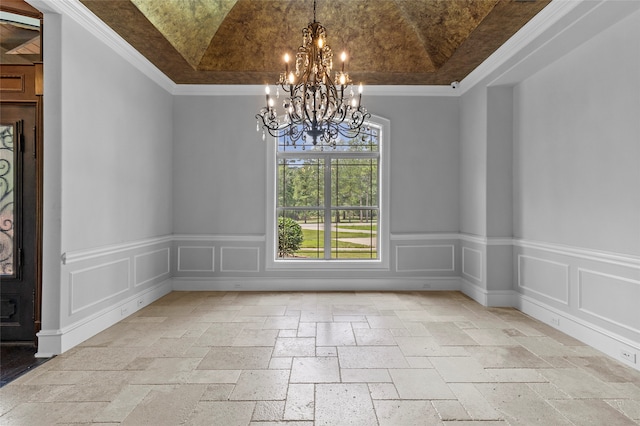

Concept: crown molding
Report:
left=172, top=84, right=458, bottom=97
left=460, top=0, right=589, bottom=93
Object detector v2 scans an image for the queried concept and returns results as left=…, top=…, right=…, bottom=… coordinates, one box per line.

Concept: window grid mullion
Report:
left=324, top=158, right=332, bottom=260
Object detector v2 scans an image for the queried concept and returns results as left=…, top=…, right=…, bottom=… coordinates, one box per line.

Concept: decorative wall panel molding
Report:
left=396, top=245, right=455, bottom=272
left=514, top=238, right=640, bottom=268
left=177, top=246, right=215, bottom=272
left=517, top=254, right=569, bottom=305
left=220, top=247, right=260, bottom=272
left=517, top=294, right=640, bottom=372
left=69, top=259, right=130, bottom=314
left=390, top=233, right=459, bottom=241
left=578, top=268, right=640, bottom=334
left=462, top=247, right=483, bottom=282
left=173, top=234, right=265, bottom=242
left=134, top=248, right=170, bottom=286
left=62, top=235, right=173, bottom=265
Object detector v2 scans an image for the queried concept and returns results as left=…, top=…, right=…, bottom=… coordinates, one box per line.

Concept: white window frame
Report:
left=265, top=115, right=390, bottom=270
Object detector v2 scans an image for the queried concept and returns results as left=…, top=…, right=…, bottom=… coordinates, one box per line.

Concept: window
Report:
left=266, top=117, right=389, bottom=268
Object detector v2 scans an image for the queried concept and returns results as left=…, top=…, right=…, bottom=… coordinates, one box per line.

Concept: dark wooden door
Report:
left=1, top=103, right=37, bottom=341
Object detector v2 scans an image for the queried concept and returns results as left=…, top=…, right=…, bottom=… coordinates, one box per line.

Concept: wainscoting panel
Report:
left=38, top=236, right=173, bottom=357
left=517, top=254, right=569, bottom=305
left=135, top=248, right=170, bottom=287
left=513, top=239, right=640, bottom=370
left=578, top=268, right=640, bottom=334
left=396, top=245, right=455, bottom=272
left=177, top=246, right=215, bottom=272
left=220, top=247, right=260, bottom=272
left=462, top=247, right=483, bottom=282
left=70, top=259, right=130, bottom=314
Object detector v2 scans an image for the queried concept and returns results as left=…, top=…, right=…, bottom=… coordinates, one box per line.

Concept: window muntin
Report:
left=275, top=125, right=381, bottom=261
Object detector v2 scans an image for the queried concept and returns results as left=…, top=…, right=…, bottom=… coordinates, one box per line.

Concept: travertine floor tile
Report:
left=283, top=383, right=314, bottom=420
left=368, top=383, right=400, bottom=399
left=448, top=383, right=502, bottom=421
left=607, top=398, right=640, bottom=420
left=339, top=346, right=410, bottom=368
left=315, top=383, right=377, bottom=426
left=539, top=367, right=623, bottom=398
left=395, top=335, right=467, bottom=357
left=430, top=356, right=495, bottom=383
left=252, top=400, right=286, bottom=421
left=389, top=369, right=456, bottom=399
left=548, top=399, right=638, bottom=426
left=121, top=384, right=207, bottom=425
left=232, top=328, right=279, bottom=346
left=185, top=401, right=255, bottom=426
left=54, top=347, right=143, bottom=371
left=229, top=369, right=289, bottom=400
left=341, top=368, right=392, bottom=383
left=366, top=315, right=406, bottom=329
left=316, top=322, right=357, bottom=346
left=197, top=346, right=272, bottom=370
left=425, top=322, right=479, bottom=346
left=290, top=357, right=340, bottom=383
left=263, top=316, right=299, bottom=330
left=195, top=322, right=247, bottom=346
left=465, top=345, right=551, bottom=369
left=432, top=399, right=472, bottom=421
left=1, top=401, right=109, bottom=425
left=297, top=322, right=317, bottom=337
left=474, top=383, right=572, bottom=425
left=354, top=328, right=396, bottom=345
left=273, top=337, right=316, bottom=357
left=374, top=400, right=443, bottom=425
left=3, top=291, right=639, bottom=426
left=269, top=356, right=293, bottom=369
left=201, top=383, right=235, bottom=400
left=237, top=305, right=287, bottom=316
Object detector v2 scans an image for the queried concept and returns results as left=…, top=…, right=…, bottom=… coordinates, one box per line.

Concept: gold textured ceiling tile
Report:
left=321, top=0, right=435, bottom=74
left=79, top=0, right=552, bottom=85
left=198, top=1, right=307, bottom=72
left=130, top=0, right=238, bottom=70
left=199, top=0, right=435, bottom=74
left=393, top=0, right=499, bottom=69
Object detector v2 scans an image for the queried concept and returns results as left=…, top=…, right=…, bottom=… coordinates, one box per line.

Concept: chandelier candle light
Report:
left=256, top=0, right=371, bottom=148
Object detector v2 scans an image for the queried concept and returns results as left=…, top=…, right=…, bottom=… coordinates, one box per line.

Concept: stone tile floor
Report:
left=1, top=291, right=639, bottom=425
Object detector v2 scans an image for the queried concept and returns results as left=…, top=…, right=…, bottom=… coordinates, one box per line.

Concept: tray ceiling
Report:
left=80, top=0, right=550, bottom=85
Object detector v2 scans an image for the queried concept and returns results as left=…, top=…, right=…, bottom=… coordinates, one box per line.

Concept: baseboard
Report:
left=36, top=279, right=172, bottom=357
left=172, top=276, right=462, bottom=292
left=516, top=294, right=640, bottom=372
left=460, top=278, right=517, bottom=307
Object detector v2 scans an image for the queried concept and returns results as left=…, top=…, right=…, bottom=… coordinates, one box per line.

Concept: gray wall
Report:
left=172, top=95, right=460, bottom=235
left=459, top=85, right=487, bottom=237
left=39, top=11, right=174, bottom=354
left=513, top=10, right=640, bottom=256
left=173, top=95, right=267, bottom=235
left=511, top=8, right=640, bottom=347
left=60, top=17, right=173, bottom=251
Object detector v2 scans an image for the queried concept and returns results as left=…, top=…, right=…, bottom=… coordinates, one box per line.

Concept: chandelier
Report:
left=256, top=0, right=371, bottom=148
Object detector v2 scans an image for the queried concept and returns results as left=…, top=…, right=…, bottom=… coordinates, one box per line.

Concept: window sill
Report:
left=266, top=258, right=390, bottom=271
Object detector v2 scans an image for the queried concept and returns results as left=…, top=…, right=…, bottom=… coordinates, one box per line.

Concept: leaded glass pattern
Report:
left=0, top=124, right=15, bottom=276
